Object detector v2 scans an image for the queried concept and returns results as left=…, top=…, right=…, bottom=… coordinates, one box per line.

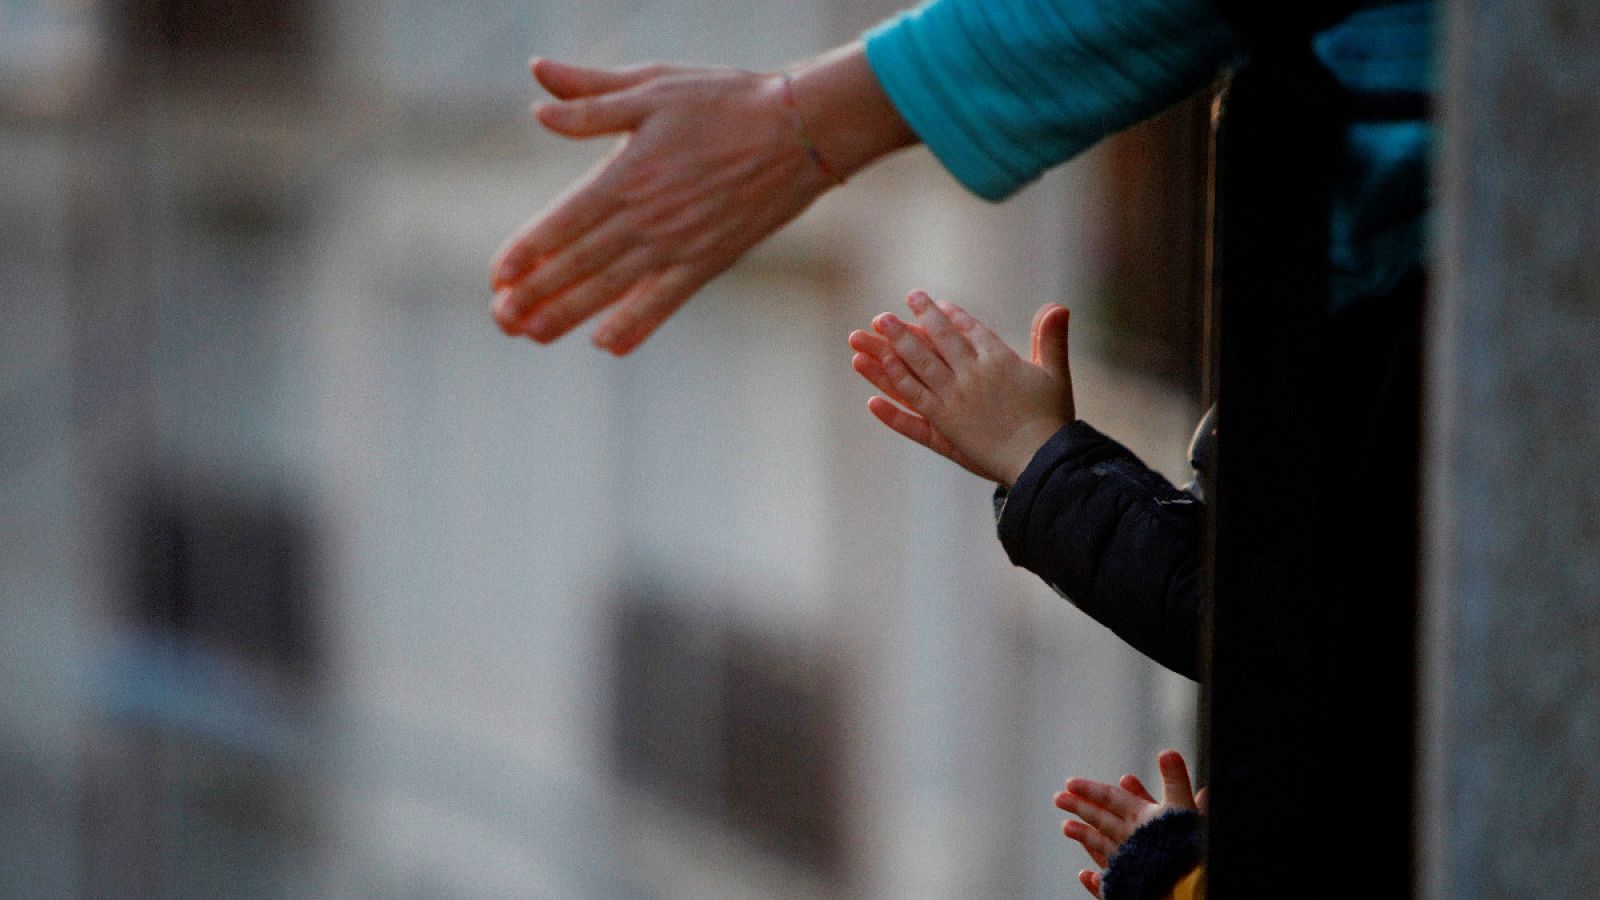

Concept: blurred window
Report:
left=117, top=0, right=313, bottom=59
left=127, top=483, right=321, bottom=676
left=77, top=482, right=322, bottom=896
left=611, top=586, right=844, bottom=877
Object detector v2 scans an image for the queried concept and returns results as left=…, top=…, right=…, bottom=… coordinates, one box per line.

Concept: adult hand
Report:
left=491, top=48, right=914, bottom=355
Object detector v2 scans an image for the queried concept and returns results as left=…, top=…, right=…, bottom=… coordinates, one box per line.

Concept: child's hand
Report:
left=848, top=315, right=996, bottom=480
left=1054, top=749, right=1205, bottom=898
left=847, top=291, right=1074, bottom=486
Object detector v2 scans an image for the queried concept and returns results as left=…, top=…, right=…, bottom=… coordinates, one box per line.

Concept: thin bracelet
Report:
left=780, top=73, right=846, bottom=185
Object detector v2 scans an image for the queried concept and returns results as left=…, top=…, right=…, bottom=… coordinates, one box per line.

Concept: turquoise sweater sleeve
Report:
left=863, top=0, right=1240, bottom=201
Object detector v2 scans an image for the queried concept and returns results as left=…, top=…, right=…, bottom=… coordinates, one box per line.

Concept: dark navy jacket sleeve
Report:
left=995, top=420, right=1205, bottom=680
left=1100, top=809, right=1204, bottom=900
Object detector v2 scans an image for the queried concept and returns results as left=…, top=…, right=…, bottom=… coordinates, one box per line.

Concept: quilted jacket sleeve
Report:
left=995, top=420, right=1205, bottom=679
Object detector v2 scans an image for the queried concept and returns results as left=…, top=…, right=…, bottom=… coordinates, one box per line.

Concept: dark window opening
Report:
left=610, top=586, right=844, bottom=878
left=81, top=476, right=324, bottom=896
left=117, top=0, right=314, bottom=59
left=125, top=478, right=322, bottom=680
left=113, top=0, right=322, bottom=91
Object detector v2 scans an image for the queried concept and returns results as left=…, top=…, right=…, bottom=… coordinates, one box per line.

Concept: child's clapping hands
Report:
left=1055, top=749, right=1206, bottom=898
left=848, top=290, right=1075, bottom=486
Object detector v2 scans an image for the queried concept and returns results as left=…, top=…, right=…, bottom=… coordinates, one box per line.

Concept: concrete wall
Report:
left=1423, top=2, right=1600, bottom=896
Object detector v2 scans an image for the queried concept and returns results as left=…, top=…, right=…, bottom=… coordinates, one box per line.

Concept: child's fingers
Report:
left=851, top=350, right=914, bottom=408
left=869, top=399, right=977, bottom=474
left=1061, top=819, right=1113, bottom=868
left=866, top=396, right=937, bottom=450
left=879, top=352, right=935, bottom=412
left=857, top=315, right=933, bottom=349
left=1030, top=302, right=1053, bottom=361
left=1064, top=777, right=1149, bottom=822
left=1157, top=749, right=1197, bottom=810
left=847, top=327, right=893, bottom=358
left=1056, top=788, right=1133, bottom=844
left=866, top=397, right=996, bottom=480
left=859, top=318, right=937, bottom=412
left=1119, top=774, right=1157, bottom=805
left=905, top=290, right=976, bottom=366
left=852, top=318, right=934, bottom=356
left=1078, top=869, right=1103, bottom=899
left=936, top=301, right=1011, bottom=359
left=849, top=332, right=925, bottom=408
left=874, top=313, right=953, bottom=394
left=1032, top=304, right=1072, bottom=374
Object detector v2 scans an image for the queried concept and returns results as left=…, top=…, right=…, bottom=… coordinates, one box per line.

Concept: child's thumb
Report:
left=1034, top=304, right=1072, bottom=378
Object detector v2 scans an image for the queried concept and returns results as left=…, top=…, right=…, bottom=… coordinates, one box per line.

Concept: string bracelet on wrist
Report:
left=779, top=73, right=846, bottom=186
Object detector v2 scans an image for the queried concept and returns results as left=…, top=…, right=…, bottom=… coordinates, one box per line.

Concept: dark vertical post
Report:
left=1205, top=51, right=1422, bottom=891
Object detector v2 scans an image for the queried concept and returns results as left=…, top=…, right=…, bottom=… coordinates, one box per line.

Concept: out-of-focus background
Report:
left=0, top=1, right=1211, bottom=896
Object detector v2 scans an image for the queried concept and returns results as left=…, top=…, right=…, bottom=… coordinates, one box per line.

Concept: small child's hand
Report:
left=1054, top=749, right=1205, bottom=898
left=849, top=316, right=997, bottom=481
left=847, top=291, right=1074, bottom=486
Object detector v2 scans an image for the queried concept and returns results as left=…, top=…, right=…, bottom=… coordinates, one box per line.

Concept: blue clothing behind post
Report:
left=1314, top=3, right=1433, bottom=309
left=864, top=0, right=1435, bottom=311
left=864, top=0, right=1435, bottom=678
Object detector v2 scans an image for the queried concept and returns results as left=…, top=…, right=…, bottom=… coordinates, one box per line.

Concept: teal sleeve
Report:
left=864, top=0, right=1240, bottom=201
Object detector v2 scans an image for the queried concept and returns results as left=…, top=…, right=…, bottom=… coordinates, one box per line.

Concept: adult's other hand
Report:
left=491, top=46, right=915, bottom=354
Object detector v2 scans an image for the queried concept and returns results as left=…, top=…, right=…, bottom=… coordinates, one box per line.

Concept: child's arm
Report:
left=1055, top=750, right=1206, bottom=899
left=847, top=290, right=1074, bottom=486
left=849, top=290, right=1206, bottom=679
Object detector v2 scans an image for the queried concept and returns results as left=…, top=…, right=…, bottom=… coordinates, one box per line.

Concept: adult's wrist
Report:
left=783, top=42, right=919, bottom=180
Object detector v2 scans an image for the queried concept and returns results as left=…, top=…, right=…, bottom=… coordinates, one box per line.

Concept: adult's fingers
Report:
left=1079, top=869, right=1103, bottom=899
left=592, top=263, right=703, bottom=354
left=491, top=154, right=628, bottom=289
left=906, top=290, right=974, bottom=366
left=496, top=221, right=640, bottom=330
left=519, top=248, right=658, bottom=343
left=1158, top=750, right=1197, bottom=810
left=532, top=58, right=665, bottom=100
left=536, top=90, right=652, bottom=138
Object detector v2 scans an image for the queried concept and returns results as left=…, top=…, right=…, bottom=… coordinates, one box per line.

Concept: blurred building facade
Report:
left=1, top=1, right=1204, bottom=896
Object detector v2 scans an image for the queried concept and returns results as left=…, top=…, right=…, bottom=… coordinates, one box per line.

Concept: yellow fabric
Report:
left=1165, top=864, right=1205, bottom=900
